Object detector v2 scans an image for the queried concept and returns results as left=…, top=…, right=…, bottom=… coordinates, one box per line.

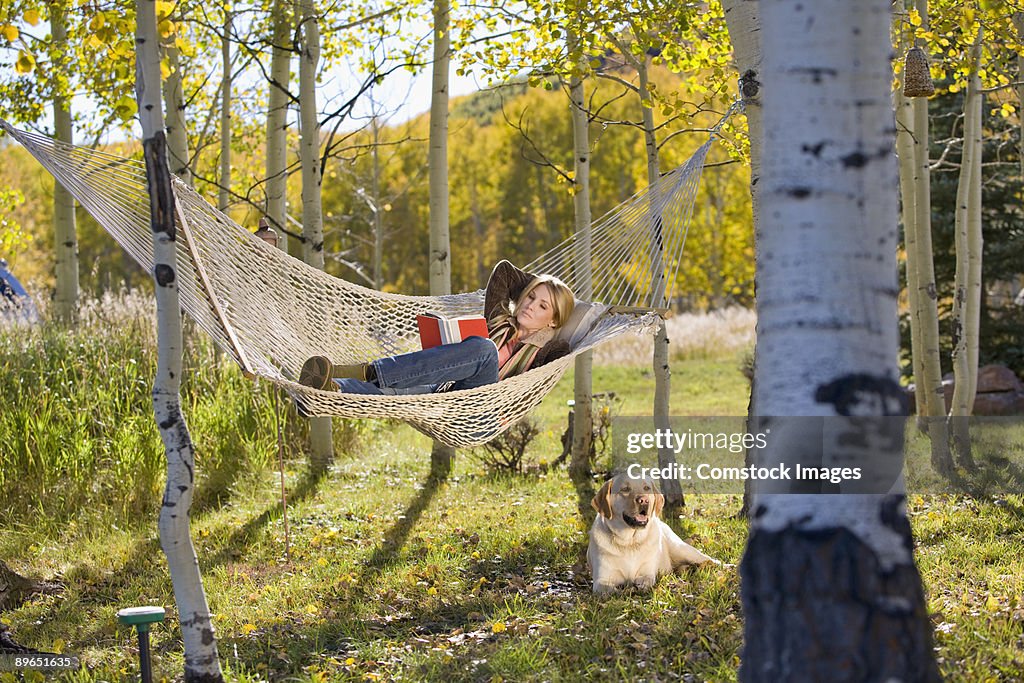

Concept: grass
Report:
left=1, top=298, right=1022, bottom=681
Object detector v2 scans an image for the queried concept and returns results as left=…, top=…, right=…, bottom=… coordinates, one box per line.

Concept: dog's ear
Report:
left=652, top=492, right=665, bottom=519
left=592, top=479, right=614, bottom=519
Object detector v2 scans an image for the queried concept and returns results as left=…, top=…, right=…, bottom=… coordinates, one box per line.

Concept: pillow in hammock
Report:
left=557, top=300, right=608, bottom=348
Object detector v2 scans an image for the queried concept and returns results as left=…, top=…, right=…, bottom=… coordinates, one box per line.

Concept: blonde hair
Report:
left=512, top=275, right=575, bottom=331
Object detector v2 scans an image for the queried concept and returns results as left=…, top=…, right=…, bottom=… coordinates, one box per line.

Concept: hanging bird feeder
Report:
left=903, top=47, right=935, bottom=98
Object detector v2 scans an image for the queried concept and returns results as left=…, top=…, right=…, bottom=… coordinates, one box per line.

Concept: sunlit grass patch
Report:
left=2, top=300, right=1021, bottom=681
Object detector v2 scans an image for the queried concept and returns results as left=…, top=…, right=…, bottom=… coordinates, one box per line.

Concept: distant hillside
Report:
left=450, top=79, right=532, bottom=125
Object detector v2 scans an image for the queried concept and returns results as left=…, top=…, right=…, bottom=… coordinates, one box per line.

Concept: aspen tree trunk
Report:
left=51, top=1, right=78, bottom=324
left=721, top=0, right=764, bottom=217
left=298, top=0, right=333, bottom=464
left=721, top=0, right=762, bottom=518
left=265, top=0, right=291, bottom=253
left=371, top=116, right=384, bottom=289
left=950, top=27, right=983, bottom=464
left=567, top=29, right=593, bottom=485
left=894, top=20, right=928, bottom=422
left=218, top=10, right=232, bottom=213
left=739, top=2, right=938, bottom=679
left=908, top=0, right=952, bottom=474
left=967, top=92, right=982, bottom=406
left=1015, top=13, right=1024, bottom=179
left=135, top=1, right=222, bottom=680
left=428, top=0, right=455, bottom=477
left=163, top=27, right=192, bottom=185
left=897, top=93, right=928, bottom=420
left=637, top=56, right=682, bottom=507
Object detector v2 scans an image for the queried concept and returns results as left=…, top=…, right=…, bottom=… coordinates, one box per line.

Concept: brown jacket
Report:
left=484, top=260, right=570, bottom=370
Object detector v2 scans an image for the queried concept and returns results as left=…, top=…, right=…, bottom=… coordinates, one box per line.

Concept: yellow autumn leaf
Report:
left=158, top=19, right=175, bottom=39
left=985, top=595, right=1000, bottom=611
left=23, top=9, right=40, bottom=26
left=15, top=51, right=35, bottom=74
left=426, top=586, right=437, bottom=595
left=51, top=639, right=64, bottom=654
left=1, top=25, right=18, bottom=41
left=241, top=623, right=257, bottom=635
left=491, top=621, right=506, bottom=633
left=87, top=33, right=103, bottom=49
left=155, top=0, right=176, bottom=18
left=114, top=95, right=137, bottom=122
left=160, top=59, right=170, bottom=79
left=305, top=603, right=319, bottom=614
left=908, top=9, right=922, bottom=27
left=89, top=13, right=105, bottom=31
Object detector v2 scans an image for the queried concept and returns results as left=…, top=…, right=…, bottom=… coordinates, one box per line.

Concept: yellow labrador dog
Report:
left=588, top=471, right=716, bottom=594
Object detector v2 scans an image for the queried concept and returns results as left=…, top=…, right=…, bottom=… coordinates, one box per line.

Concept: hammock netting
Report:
left=0, top=119, right=710, bottom=447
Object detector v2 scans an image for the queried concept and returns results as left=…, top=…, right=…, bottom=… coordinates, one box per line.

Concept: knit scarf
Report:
left=489, top=322, right=552, bottom=380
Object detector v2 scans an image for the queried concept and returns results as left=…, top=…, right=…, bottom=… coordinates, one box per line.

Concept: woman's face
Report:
left=516, top=284, right=556, bottom=335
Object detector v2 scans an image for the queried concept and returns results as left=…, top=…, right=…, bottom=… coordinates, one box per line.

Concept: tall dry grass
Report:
left=0, top=290, right=285, bottom=532
left=594, top=306, right=756, bottom=366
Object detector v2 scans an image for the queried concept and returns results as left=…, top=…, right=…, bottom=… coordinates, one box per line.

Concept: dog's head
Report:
left=592, top=472, right=665, bottom=531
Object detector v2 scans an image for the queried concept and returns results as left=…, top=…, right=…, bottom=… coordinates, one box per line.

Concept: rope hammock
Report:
left=0, top=118, right=715, bottom=448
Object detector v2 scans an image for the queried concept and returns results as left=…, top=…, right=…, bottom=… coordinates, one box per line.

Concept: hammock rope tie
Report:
left=0, top=116, right=726, bottom=447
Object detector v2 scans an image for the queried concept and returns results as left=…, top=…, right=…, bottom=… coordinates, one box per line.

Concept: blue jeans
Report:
left=335, top=335, right=499, bottom=395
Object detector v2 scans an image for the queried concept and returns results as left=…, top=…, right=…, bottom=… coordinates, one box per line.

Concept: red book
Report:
left=416, top=313, right=489, bottom=349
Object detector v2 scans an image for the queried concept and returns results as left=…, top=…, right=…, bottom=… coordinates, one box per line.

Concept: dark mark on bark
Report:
left=155, top=264, right=175, bottom=286
left=841, top=151, right=869, bottom=168
left=814, top=373, right=908, bottom=417
left=802, top=141, right=826, bottom=157
left=740, top=70, right=760, bottom=98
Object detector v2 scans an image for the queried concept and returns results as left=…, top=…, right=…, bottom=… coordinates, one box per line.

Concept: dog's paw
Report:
left=633, top=575, right=657, bottom=591
left=593, top=582, right=621, bottom=596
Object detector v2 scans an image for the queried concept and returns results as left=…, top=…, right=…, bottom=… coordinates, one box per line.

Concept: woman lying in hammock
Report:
left=298, top=260, right=576, bottom=395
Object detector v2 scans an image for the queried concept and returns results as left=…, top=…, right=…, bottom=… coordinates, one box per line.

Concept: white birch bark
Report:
left=51, top=1, right=78, bottom=324
left=428, top=0, right=451, bottom=296
left=218, top=10, right=232, bottom=213
left=894, top=15, right=927, bottom=420
left=721, top=0, right=762, bottom=516
left=636, top=56, right=682, bottom=506
left=567, top=29, right=593, bottom=484
left=163, top=32, right=192, bottom=185
left=721, top=0, right=763, bottom=224
left=950, top=27, right=983, bottom=465
left=896, top=89, right=928, bottom=418
left=906, top=0, right=952, bottom=473
left=371, top=116, right=384, bottom=289
left=135, top=1, right=222, bottom=680
left=265, top=0, right=292, bottom=252
left=951, top=27, right=983, bottom=422
left=297, top=0, right=333, bottom=463
left=740, top=1, right=937, bottom=678
left=966, top=65, right=983, bottom=407
left=428, top=0, right=455, bottom=476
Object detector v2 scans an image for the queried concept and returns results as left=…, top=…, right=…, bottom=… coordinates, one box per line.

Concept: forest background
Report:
left=0, top=1, right=753, bottom=312
left=0, top=1, right=1021, bottom=377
